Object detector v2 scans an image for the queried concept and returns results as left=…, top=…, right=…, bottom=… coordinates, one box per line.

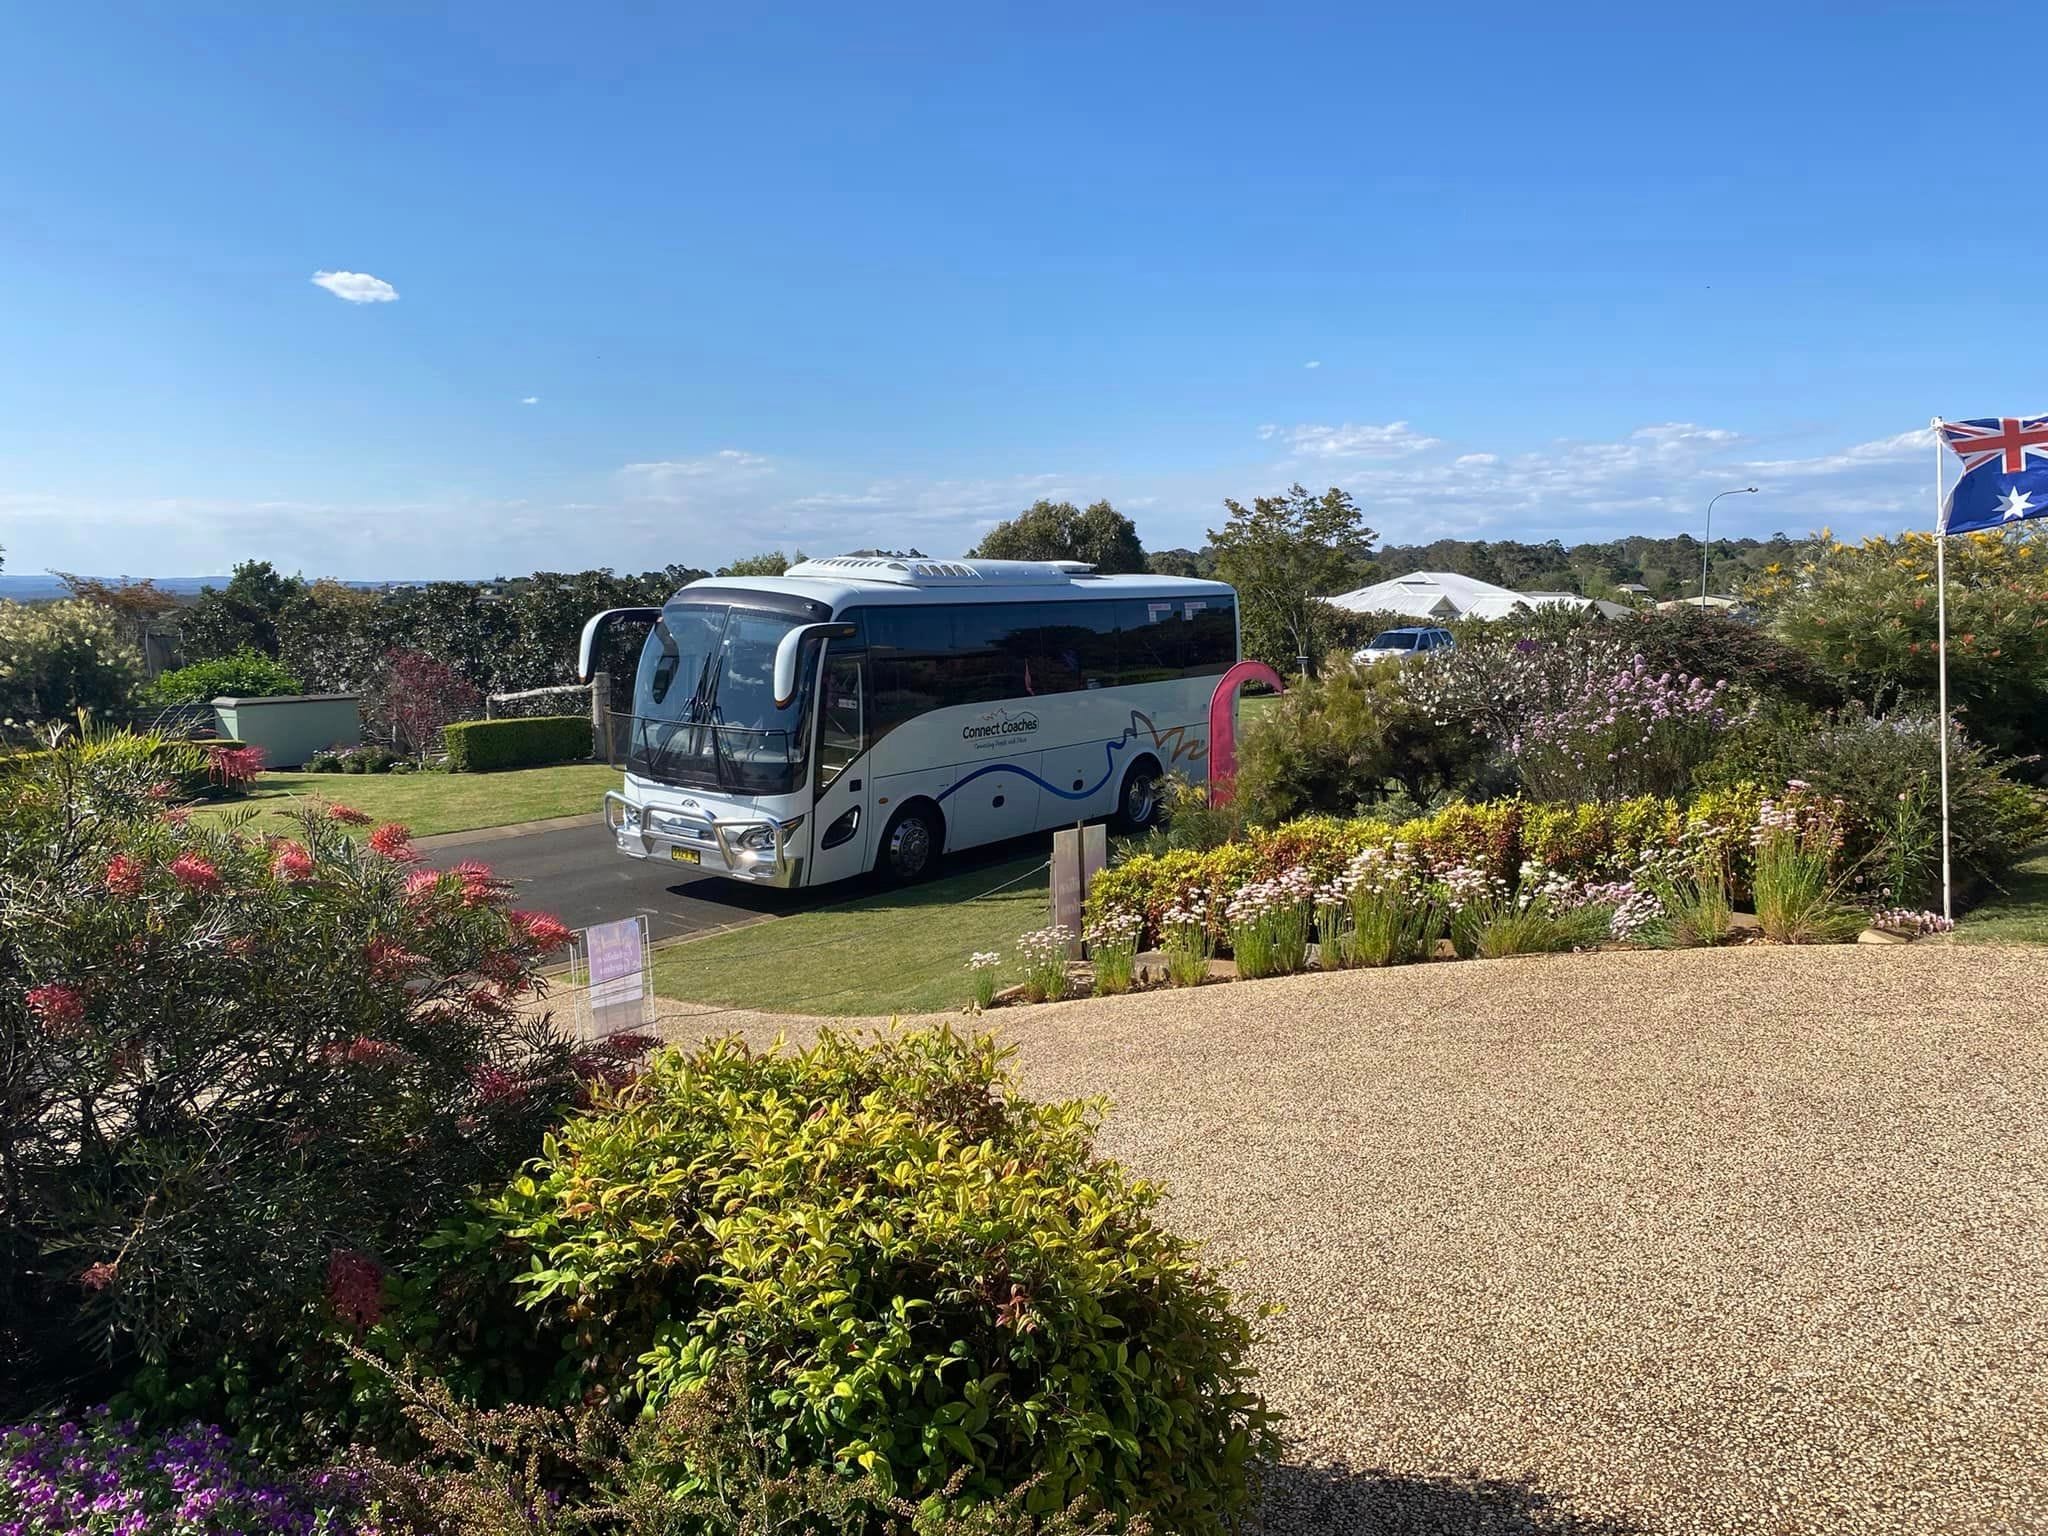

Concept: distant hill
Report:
left=0, top=574, right=227, bottom=602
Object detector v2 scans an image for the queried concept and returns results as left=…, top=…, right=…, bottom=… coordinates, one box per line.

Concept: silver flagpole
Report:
left=1933, top=417, right=1953, bottom=922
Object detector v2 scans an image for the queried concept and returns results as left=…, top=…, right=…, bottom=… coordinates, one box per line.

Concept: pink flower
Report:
left=26, top=982, right=86, bottom=1032
left=104, top=854, right=147, bottom=897
left=143, top=780, right=176, bottom=802
left=326, top=803, right=373, bottom=826
left=169, top=853, right=223, bottom=893
left=452, top=860, right=505, bottom=906
left=470, top=1063, right=526, bottom=1108
left=364, top=937, right=426, bottom=981
left=402, top=867, right=442, bottom=901
left=326, top=1249, right=384, bottom=1330
left=342, top=1036, right=407, bottom=1069
left=270, top=840, right=315, bottom=882
left=79, top=1261, right=118, bottom=1292
left=367, top=823, right=420, bottom=863
left=510, top=909, right=574, bottom=954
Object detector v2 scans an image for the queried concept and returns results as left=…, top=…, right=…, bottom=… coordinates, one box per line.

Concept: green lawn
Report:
left=194, top=762, right=621, bottom=839
left=651, top=855, right=1052, bottom=1017
left=1956, top=845, right=2048, bottom=945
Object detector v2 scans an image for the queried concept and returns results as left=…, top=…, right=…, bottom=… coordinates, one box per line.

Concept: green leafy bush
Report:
left=443, top=714, right=592, bottom=772
left=1232, top=656, right=1487, bottom=823
left=1621, top=607, right=1845, bottom=710
left=421, top=1028, right=1276, bottom=1534
left=141, top=648, right=305, bottom=705
left=0, top=738, right=597, bottom=1435
left=0, top=598, right=143, bottom=724
left=1700, top=702, right=2048, bottom=898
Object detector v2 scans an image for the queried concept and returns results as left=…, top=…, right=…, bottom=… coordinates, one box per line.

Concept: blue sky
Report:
left=0, top=3, right=2036, bottom=578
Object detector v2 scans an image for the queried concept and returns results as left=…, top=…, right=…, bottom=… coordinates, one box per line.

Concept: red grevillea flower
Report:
left=470, top=1063, right=526, bottom=1108
left=79, top=1260, right=119, bottom=1292
left=343, top=1036, right=408, bottom=1069
left=599, top=1032, right=660, bottom=1058
left=104, top=853, right=147, bottom=896
left=367, top=823, right=420, bottom=863
left=452, top=860, right=505, bottom=906
left=26, top=983, right=86, bottom=1032
left=161, top=806, right=192, bottom=827
left=271, top=840, right=316, bottom=882
left=326, top=1248, right=385, bottom=1329
left=143, top=780, right=175, bottom=801
left=326, top=803, right=373, bottom=826
left=364, top=937, right=427, bottom=982
left=509, top=909, right=574, bottom=953
left=169, top=853, right=223, bottom=892
left=402, top=867, right=442, bottom=901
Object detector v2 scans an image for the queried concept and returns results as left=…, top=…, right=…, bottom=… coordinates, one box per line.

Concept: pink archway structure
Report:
left=1206, top=660, right=1286, bottom=806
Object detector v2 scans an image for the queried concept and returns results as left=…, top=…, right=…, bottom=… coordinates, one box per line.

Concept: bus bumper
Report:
left=604, top=792, right=806, bottom=888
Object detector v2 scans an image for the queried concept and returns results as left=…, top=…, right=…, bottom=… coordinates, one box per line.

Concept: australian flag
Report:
left=1939, top=415, right=2048, bottom=534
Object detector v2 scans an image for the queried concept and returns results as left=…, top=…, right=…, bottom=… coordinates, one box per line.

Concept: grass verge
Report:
left=193, top=762, right=621, bottom=839
left=651, top=855, right=1051, bottom=1017
left=1956, top=844, right=2048, bottom=944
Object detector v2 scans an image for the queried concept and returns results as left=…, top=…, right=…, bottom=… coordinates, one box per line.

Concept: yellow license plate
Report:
left=669, top=847, right=700, bottom=865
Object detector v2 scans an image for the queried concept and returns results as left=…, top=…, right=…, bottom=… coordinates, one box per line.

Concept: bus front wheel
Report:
left=877, top=802, right=943, bottom=884
left=1115, top=759, right=1165, bottom=833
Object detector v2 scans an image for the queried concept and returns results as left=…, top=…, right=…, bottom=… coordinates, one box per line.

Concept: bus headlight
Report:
left=733, top=817, right=802, bottom=853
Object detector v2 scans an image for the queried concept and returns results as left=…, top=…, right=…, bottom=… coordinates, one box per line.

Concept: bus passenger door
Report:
left=807, top=651, right=872, bottom=885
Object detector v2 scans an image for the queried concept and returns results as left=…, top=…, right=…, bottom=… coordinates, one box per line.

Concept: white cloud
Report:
left=311, top=270, right=399, bottom=304
left=1304, top=360, right=1321, bottom=369
left=1740, top=427, right=1933, bottom=478
left=521, top=396, right=539, bottom=406
left=1270, top=420, right=1441, bottom=459
left=1454, top=453, right=1498, bottom=468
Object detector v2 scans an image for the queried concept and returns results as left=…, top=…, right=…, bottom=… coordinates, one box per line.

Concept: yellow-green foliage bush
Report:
left=427, top=1027, right=1276, bottom=1534
left=0, top=598, right=142, bottom=724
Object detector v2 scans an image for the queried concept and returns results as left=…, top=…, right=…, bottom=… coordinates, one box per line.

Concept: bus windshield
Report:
left=627, top=603, right=816, bottom=795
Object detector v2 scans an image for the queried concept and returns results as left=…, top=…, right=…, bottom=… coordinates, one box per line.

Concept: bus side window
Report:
left=817, top=651, right=865, bottom=789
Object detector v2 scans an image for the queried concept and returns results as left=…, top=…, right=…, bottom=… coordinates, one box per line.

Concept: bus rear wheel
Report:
left=877, top=802, right=943, bottom=884
left=1115, top=760, right=1165, bottom=833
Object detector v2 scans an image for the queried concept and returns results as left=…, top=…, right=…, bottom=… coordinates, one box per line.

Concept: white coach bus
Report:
left=578, top=553, right=1238, bottom=888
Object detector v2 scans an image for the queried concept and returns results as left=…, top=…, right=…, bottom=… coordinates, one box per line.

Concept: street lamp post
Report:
left=1702, top=487, right=1760, bottom=603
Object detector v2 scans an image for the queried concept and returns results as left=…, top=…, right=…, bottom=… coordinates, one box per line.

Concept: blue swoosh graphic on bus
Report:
left=934, top=710, right=1206, bottom=805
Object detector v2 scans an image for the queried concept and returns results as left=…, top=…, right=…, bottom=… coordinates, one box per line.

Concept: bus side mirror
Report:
left=773, top=623, right=858, bottom=709
left=577, top=608, right=663, bottom=683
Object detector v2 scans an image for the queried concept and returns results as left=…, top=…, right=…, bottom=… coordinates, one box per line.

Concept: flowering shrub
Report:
left=0, top=739, right=602, bottom=1432
left=426, top=1028, right=1277, bottom=1533
left=1442, top=861, right=1618, bottom=959
left=1223, top=869, right=1315, bottom=978
left=0, top=598, right=143, bottom=724
left=1084, top=909, right=1142, bottom=996
left=0, top=1411, right=358, bottom=1535
left=1506, top=654, right=1732, bottom=802
left=1159, top=898, right=1213, bottom=987
left=1014, top=924, right=1074, bottom=1003
left=1323, top=844, right=1441, bottom=967
left=965, top=950, right=1001, bottom=1011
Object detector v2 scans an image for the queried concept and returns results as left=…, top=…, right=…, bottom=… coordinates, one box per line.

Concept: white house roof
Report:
left=1327, top=570, right=1528, bottom=619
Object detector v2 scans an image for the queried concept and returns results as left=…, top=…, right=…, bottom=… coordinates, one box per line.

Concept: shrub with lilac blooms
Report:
left=0, top=1411, right=359, bottom=1535
left=1507, top=653, right=1733, bottom=803
left=0, top=738, right=624, bottom=1438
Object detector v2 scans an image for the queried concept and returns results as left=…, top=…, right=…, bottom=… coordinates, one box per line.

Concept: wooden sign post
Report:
left=1050, top=822, right=1107, bottom=959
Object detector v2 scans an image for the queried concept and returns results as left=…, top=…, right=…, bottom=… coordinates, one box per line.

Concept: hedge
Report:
left=442, top=714, right=593, bottom=772
left=1088, top=787, right=1767, bottom=941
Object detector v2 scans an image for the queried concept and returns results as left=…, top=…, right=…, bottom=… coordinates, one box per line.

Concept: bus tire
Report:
left=876, top=801, right=944, bottom=884
left=1114, top=757, right=1165, bottom=833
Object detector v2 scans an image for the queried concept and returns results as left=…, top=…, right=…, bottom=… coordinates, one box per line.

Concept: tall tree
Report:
left=180, top=560, right=308, bottom=660
left=969, top=499, right=1147, bottom=573
left=1207, top=484, right=1376, bottom=673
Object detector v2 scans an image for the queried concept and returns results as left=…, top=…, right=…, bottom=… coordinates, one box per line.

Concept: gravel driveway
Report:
left=651, top=945, right=2048, bottom=1534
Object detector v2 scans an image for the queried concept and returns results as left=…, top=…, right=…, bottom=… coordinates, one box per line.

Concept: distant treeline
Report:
left=1146, top=531, right=1803, bottom=600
